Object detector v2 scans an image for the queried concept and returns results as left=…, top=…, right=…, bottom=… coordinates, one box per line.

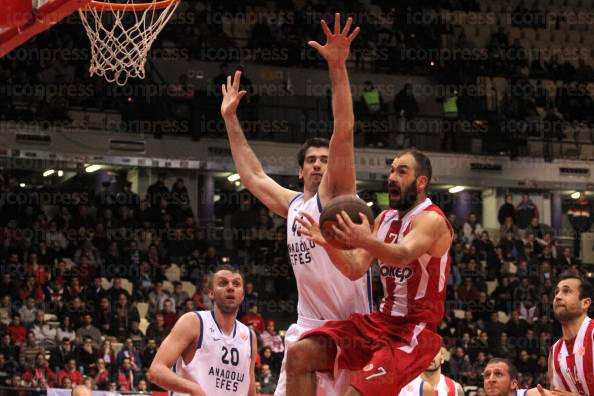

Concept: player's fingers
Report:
left=295, top=216, right=311, bottom=229
left=237, top=91, right=247, bottom=101
left=320, top=19, right=332, bottom=38
left=359, top=212, right=369, bottom=226
left=334, top=13, right=341, bottom=35
left=221, top=84, right=227, bottom=96
left=347, top=26, right=360, bottom=42
left=307, top=41, right=323, bottom=52
left=340, top=210, right=355, bottom=227
left=335, top=212, right=348, bottom=230
left=232, top=70, right=242, bottom=90
left=226, top=75, right=232, bottom=91
left=342, top=16, right=353, bottom=36
left=299, top=211, right=318, bottom=226
left=331, top=224, right=347, bottom=240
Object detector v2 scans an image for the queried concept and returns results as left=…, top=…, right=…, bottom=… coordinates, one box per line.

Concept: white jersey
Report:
left=172, top=310, right=252, bottom=396
left=398, top=374, right=458, bottom=396
left=286, top=193, right=372, bottom=320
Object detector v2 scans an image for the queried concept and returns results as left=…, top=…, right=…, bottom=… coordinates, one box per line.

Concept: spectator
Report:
left=111, top=293, right=140, bottom=340
left=117, top=338, right=142, bottom=373
left=141, top=338, right=158, bottom=369
left=525, top=217, right=548, bottom=240
left=7, top=315, right=27, bottom=345
left=393, top=83, right=419, bottom=120
left=94, top=358, right=110, bottom=390
left=19, top=331, right=44, bottom=370
left=31, top=311, right=57, bottom=348
left=462, top=213, right=483, bottom=247
left=260, top=320, right=284, bottom=356
left=240, top=303, right=265, bottom=334
left=99, top=340, right=116, bottom=373
left=160, top=299, right=177, bottom=331
left=148, top=281, right=172, bottom=316
left=258, top=363, right=277, bottom=394
left=76, top=337, right=98, bottom=374
left=171, top=282, right=189, bottom=311
left=76, top=314, right=102, bottom=349
left=558, top=246, right=580, bottom=268
left=498, top=194, right=516, bottom=225
left=448, top=347, right=473, bottom=383
left=58, top=359, right=84, bottom=386
left=22, top=352, right=55, bottom=388
left=115, top=357, right=135, bottom=391
left=50, top=338, right=76, bottom=373
left=18, top=297, right=37, bottom=327
left=145, top=314, right=168, bottom=346
left=567, top=192, right=592, bottom=256
left=0, top=296, right=12, bottom=326
left=129, top=321, right=146, bottom=351
left=515, top=194, right=539, bottom=229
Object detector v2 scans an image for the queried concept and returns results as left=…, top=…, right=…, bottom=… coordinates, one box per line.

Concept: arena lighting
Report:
left=19, top=183, right=25, bottom=188
left=234, top=181, right=241, bottom=187
left=571, top=191, right=581, bottom=199
left=227, top=173, right=240, bottom=182
left=57, top=170, right=64, bottom=177
left=448, top=186, right=465, bottom=194
left=366, top=202, right=374, bottom=207
left=43, top=169, right=55, bottom=177
left=85, top=164, right=101, bottom=173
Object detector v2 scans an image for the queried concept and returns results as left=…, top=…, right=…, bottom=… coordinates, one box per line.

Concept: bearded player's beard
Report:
left=389, top=178, right=418, bottom=211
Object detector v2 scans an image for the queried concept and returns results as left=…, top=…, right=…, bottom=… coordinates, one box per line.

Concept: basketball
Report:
left=319, top=195, right=375, bottom=250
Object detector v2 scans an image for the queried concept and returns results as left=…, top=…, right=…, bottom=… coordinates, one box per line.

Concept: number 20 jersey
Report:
left=286, top=193, right=372, bottom=321
left=172, top=310, right=252, bottom=396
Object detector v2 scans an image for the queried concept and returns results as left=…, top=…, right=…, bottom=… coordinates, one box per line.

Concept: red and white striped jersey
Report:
left=376, top=198, right=452, bottom=328
left=398, top=374, right=458, bottom=396
left=551, top=316, right=594, bottom=395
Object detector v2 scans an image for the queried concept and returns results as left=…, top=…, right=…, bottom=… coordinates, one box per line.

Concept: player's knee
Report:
left=286, top=340, right=314, bottom=374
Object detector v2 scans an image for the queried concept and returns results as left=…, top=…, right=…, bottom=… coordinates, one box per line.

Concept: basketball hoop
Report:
left=79, top=0, right=180, bottom=86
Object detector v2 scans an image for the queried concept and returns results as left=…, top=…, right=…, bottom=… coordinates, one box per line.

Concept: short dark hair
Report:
left=557, top=270, right=593, bottom=300
left=297, top=138, right=329, bottom=168
left=397, top=149, right=432, bottom=189
left=485, top=358, right=518, bottom=380
left=208, top=265, right=244, bottom=289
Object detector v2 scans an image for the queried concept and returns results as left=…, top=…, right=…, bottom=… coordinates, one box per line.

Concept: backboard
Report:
left=0, top=0, right=91, bottom=57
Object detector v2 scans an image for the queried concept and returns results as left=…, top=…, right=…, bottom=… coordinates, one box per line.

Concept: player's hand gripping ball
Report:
left=319, top=195, right=374, bottom=250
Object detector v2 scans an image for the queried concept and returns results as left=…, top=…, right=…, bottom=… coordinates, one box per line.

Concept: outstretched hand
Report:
left=308, top=13, right=360, bottom=66
left=220, top=70, right=247, bottom=118
left=331, top=210, right=373, bottom=249
left=296, top=211, right=329, bottom=248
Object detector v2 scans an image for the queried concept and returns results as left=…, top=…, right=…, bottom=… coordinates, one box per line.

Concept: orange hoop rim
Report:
left=82, top=0, right=179, bottom=12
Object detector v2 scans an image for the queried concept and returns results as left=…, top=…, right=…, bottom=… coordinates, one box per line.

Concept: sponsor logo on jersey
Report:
left=240, top=333, right=248, bottom=342
left=379, top=265, right=414, bottom=282
left=363, top=364, right=374, bottom=372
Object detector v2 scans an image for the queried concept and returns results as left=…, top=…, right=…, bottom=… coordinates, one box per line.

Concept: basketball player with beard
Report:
left=398, top=348, right=463, bottom=396
left=292, top=149, right=453, bottom=396
left=522, top=270, right=594, bottom=396
left=149, top=266, right=257, bottom=396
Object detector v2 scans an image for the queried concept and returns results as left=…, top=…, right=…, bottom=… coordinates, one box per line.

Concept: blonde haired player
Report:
left=221, top=13, right=370, bottom=396
left=398, top=348, right=463, bottom=396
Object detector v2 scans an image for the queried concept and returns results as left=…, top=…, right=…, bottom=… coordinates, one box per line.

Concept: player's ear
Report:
left=583, top=297, right=592, bottom=311
left=510, top=379, right=518, bottom=390
left=416, top=175, right=428, bottom=191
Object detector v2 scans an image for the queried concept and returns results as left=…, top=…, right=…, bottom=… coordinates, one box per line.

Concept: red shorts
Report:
left=301, top=312, right=442, bottom=396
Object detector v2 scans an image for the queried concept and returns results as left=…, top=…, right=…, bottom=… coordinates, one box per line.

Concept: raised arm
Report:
left=309, top=14, right=360, bottom=204
left=221, top=71, right=298, bottom=218
left=148, top=313, right=205, bottom=396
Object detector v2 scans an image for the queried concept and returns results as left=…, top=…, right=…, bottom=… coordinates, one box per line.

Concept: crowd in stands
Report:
left=0, top=173, right=291, bottom=394
left=0, top=164, right=591, bottom=394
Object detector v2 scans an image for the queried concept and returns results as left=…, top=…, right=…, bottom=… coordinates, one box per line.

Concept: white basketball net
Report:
left=79, top=0, right=179, bottom=86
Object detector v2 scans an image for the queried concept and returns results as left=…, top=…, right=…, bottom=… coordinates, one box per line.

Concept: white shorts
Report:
left=274, top=316, right=351, bottom=396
